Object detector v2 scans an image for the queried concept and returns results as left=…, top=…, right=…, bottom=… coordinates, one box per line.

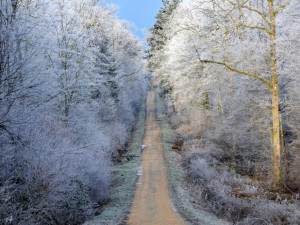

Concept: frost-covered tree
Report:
left=146, top=0, right=181, bottom=96
left=195, top=0, right=297, bottom=188
left=151, top=0, right=300, bottom=188
left=0, top=0, right=146, bottom=223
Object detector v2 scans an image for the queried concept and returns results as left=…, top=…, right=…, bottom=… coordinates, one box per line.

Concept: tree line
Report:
left=148, top=0, right=300, bottom=189
left=0, top=0, right=146, bottom=223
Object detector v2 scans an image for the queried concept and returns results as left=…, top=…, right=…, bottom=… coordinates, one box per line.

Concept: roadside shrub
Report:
left=184, top=143, right=300, bottom=225
left=0, top=117, right=112, bottom=224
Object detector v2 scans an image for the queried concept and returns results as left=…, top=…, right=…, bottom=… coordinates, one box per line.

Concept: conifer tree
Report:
left=146, top=0, right=181, bottom=96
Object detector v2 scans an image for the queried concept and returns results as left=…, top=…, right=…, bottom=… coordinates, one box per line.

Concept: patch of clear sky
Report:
left=105, top=0, right=163, bottom=42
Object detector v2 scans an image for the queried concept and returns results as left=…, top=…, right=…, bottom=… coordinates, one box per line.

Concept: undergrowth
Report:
left=156, top=93, right=300, bottom=225
left=84, top=94, right=146, bottom=225
left=155, top=93, right=228, bottom=225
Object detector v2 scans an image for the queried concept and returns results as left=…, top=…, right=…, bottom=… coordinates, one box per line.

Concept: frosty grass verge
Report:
left=84, top=94, right=146, bottom=225
left=155, top=93, right=228, bottom=225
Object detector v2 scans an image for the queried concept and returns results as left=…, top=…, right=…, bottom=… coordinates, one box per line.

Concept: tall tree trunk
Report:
left=203, top=92, right=211, bottom=129
left=280, top=112, right=289, bottom=181
left=229, top=68, right=237, bottom=156
left=268, top=0, right=281, bottom=188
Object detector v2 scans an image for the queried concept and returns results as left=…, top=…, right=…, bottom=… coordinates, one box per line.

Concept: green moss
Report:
left=84, top=95, right=146, bottom=225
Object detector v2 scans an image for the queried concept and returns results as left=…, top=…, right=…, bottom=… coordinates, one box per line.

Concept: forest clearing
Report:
left=1, top=0, right=300, bottom=224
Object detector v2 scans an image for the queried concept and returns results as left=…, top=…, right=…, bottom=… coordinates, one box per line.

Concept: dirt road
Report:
left=127, top=92, right=186, bottom=225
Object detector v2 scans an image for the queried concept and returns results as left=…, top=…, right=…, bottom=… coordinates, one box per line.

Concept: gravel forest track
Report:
left=127, top=92, right=186, bottom=225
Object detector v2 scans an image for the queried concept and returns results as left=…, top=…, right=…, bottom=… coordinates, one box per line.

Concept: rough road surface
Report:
left=127, top=92, right=186, bottom=225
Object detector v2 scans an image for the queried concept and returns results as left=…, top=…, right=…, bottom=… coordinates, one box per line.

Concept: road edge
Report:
left=84, top=94, right=147, bottom=225
left=155, top=92, right=230, bottom=225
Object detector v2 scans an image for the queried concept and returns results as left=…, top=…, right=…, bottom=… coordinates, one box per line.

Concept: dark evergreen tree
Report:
left=106, top=58, right=119, bottom=101
left=146, top=0, right=181, bottom=73
left=146, top=0, right=181, bottom=96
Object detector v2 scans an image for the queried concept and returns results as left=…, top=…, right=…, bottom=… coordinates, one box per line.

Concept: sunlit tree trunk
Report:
left=203, top=92, right=211, bottom=129
left=268, top=0, right=281, bottom=188
left=280, top=111, right=289, bottom=181
left=230, top=73, right=237, bottom=157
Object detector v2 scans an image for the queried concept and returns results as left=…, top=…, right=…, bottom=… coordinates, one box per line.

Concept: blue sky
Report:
left=105, top=0, right=163, bottom=41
